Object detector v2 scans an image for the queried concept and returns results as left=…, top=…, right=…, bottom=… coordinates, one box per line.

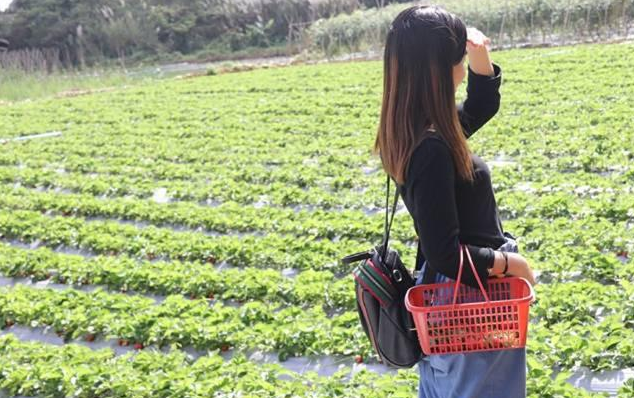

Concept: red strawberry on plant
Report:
left=354, top=355, right=363, bottom=364
left=118, top=339, right=129, bottom=346
left=134, top=342, right=144, bottom=350
left=85, top=333, right=95, bottom=342
left=220, top=344, right=230, bottom=352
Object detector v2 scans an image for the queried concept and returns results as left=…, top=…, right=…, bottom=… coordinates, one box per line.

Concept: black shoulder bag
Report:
left=341, top=174, right=424, bottom=368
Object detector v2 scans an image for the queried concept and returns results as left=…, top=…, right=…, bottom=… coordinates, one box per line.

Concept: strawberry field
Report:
left=1, top=41, right=634, bottom=397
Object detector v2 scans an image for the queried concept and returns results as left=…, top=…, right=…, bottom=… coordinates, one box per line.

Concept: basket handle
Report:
left=451, top=243, right=491, bottom=307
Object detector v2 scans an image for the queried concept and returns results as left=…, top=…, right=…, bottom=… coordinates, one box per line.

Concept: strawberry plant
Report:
left=0, top=40, right=633, bottom=396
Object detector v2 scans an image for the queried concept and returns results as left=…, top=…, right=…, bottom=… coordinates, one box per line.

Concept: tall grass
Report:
left=0, top=47, right=70, bottom=73
left=0, top=68, right=137, bottom=103
left=0, top=47, right=154, bottom=102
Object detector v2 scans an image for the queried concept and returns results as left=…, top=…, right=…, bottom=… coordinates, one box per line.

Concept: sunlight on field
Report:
left=0, top=41, right=633, bottom=397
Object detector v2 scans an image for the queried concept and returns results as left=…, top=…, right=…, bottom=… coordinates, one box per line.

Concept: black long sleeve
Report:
left=405, top=138, right=495, bottom=289
left=399, top=62, right=504, bottom=289
left=458, top=63, right=502, bottom=139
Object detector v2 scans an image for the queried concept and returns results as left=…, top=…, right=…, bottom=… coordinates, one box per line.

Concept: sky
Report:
left=0, top=0, right=11, bottom=12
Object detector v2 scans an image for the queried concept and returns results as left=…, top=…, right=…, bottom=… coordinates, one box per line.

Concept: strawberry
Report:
left=118, top=339, right=129, bottom=346
left=354, top=355, right=363, bottom=364
left=134, top=342, right=143, bottom=350
left=220, top=344, right=230, bottom=352
left=85, top=333, right=95, bottom=342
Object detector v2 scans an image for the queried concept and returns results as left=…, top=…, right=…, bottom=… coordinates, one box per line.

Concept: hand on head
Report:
left=466, top=27, right=490, bottom=52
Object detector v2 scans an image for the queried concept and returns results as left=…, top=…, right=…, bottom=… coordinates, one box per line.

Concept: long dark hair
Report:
left=374, top=4, right=475, bottom=185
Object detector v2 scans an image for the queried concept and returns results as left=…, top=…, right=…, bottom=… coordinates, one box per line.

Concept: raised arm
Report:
left=407, top=138, right=495, bottom=289
left=458, top=63, right=502, bottom=139
left=459, top=27, right=502, bottom=139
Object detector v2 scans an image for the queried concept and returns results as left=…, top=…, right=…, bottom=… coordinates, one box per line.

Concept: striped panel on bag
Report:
left=352, top=263, right=395, bottom=304
left=353, top=269, right=388, bottom=306
left=363, top=260, right=398, bottom=297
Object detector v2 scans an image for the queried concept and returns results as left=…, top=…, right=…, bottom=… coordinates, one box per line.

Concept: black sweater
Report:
left=398, top=63, right=505, bottom=290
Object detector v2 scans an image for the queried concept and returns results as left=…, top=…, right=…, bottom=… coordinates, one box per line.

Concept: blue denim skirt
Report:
left=416, top=233, right=527, bottom=398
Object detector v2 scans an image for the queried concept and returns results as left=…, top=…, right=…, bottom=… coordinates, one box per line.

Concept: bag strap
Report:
left=340, top=174, right=399, bottom=267
left=381, top=174, right=400, bottom=258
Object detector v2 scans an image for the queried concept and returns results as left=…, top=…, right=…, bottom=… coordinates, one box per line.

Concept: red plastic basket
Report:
left=404, top=244, right=535, bottom=355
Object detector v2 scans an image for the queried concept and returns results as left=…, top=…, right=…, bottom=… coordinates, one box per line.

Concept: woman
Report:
left=373, top=5, right=537, bottom=398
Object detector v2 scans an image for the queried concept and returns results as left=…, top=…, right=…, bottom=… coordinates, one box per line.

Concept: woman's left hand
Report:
left=466, top=27, right=491, bottom=52
left=465, top=27, right=495, bottom=76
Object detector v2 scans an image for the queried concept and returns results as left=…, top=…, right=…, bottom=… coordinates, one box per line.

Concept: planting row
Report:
left=0, top=165, right=377, bottom=209
left=0, top=333, right=610, bottom=398
left=0, top=242, right=354, bottom=311
left=1, top=137, right=630, bottom=194
left=2, top=241, right=631, bottom=326
left=0, top=209, right=387, bottom=274
left=2, top=161, right=631, bottom=212
left=1, top=207, right=631, bottom=283
left=1, top=185, right=633, bottom=247
left=2, top=282, right=634, bottom=375
left=0, top=284, right=367, bottom=360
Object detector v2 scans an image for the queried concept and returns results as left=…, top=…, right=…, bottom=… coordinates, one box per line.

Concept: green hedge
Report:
left=306, top=0, right=634, bottom=56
